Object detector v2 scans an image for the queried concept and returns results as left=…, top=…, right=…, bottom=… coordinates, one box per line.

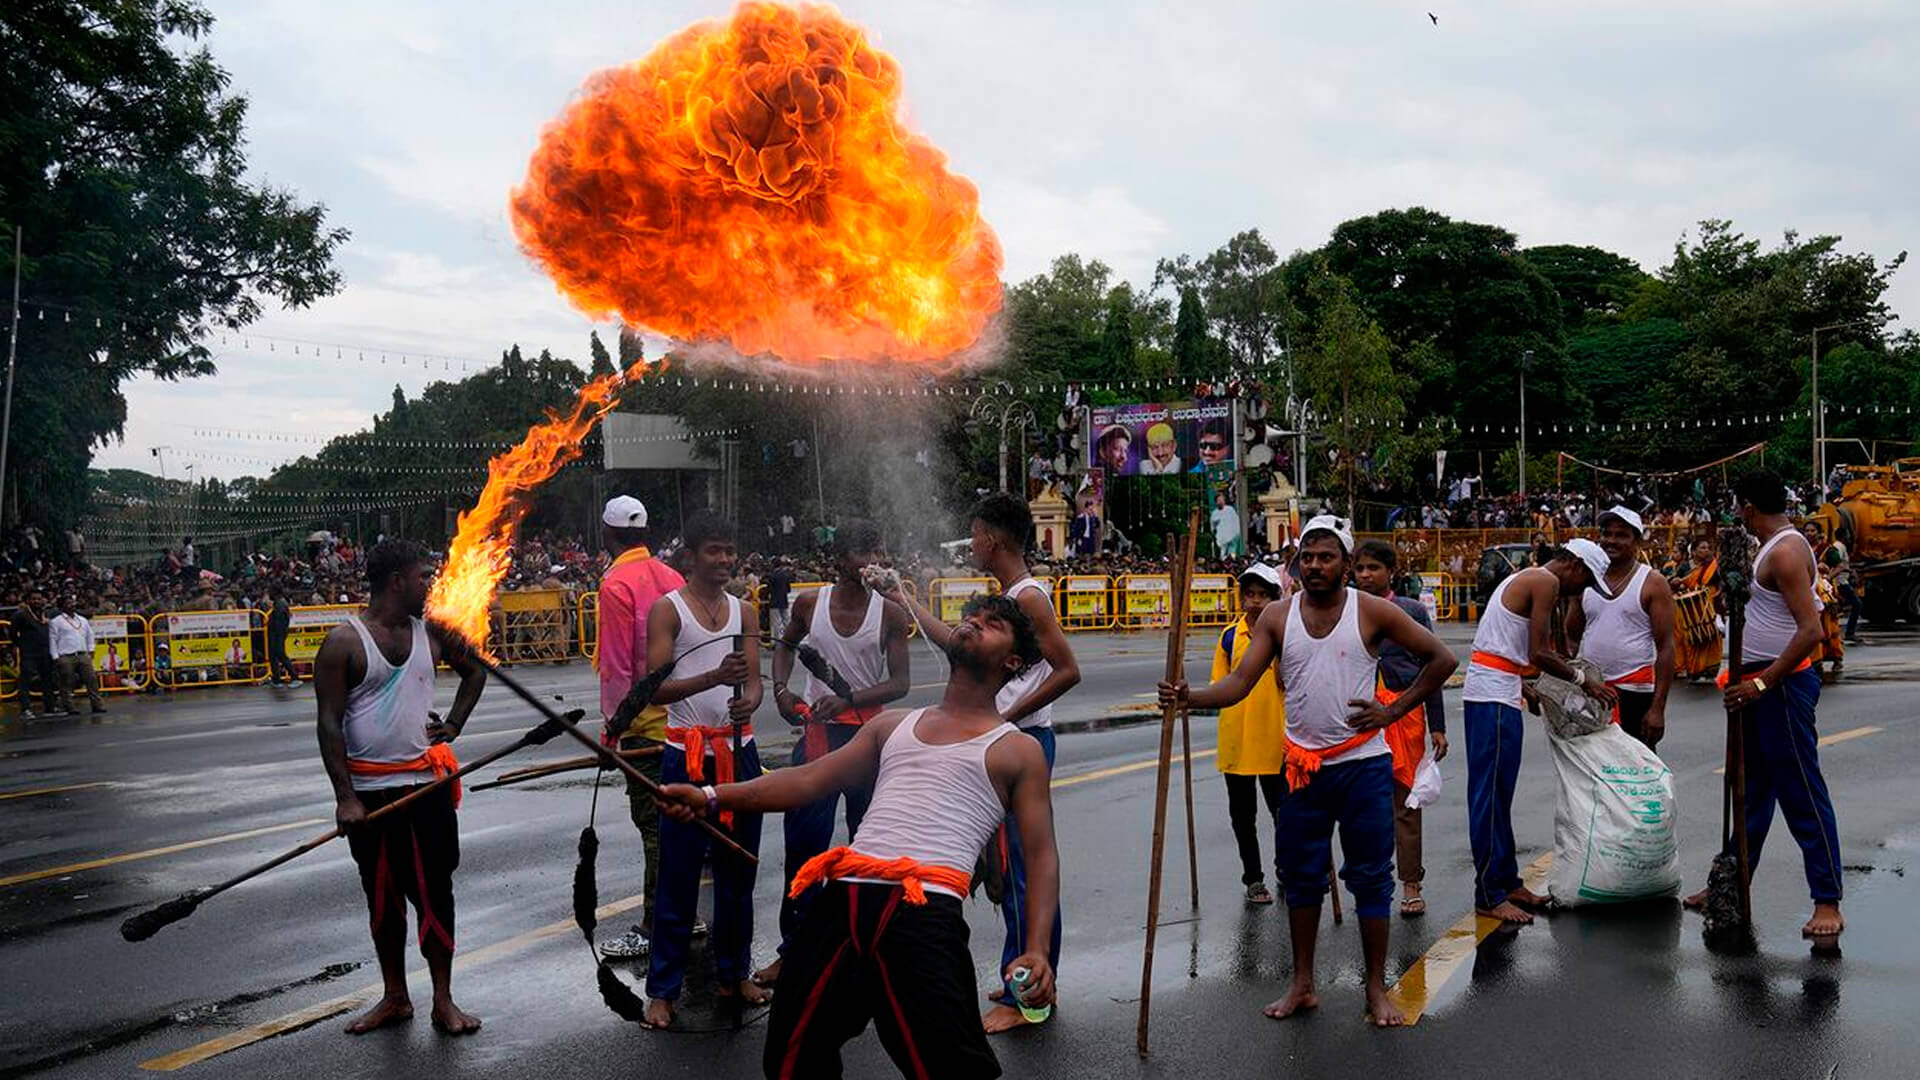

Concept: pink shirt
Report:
left=596, top=548, right=685, bottom=731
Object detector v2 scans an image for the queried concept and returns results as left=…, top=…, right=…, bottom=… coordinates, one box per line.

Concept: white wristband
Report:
left=701, top=785, right=719, bottom=814
left=1572, top=668, right=1586, bottom=687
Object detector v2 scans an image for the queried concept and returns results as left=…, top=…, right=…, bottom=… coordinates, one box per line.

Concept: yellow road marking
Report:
left=1712, top=725, right=1882, bottom=774
left=1385, top=852, right=1553, bottom=1025
left=0, top=781, right=113, bottom=801
left=1053, top=748, right=1215, bottom=790
left=0, top=819, right=327, bottom=889
left=138, top=892, right=649, bottom=1071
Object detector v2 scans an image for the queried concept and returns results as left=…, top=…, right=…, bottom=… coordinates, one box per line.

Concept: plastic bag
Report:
left=1545, top=721, right=1681, bottom=906
left=1404, top=752, right=1443, bottom=810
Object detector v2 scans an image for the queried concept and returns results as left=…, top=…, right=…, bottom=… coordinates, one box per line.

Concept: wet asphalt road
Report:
left=3, top=628, right=1917, bottom=1079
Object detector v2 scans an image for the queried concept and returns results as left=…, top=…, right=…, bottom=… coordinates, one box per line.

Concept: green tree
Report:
left=1004, top=254, right=1114, bottom=380
left=1523, top=245, right=1648, bottom=328
left=1, top=0, right=347, bottom=527
left=1170, top=286, right=1217, bottom=378
left=588, top=329, right=616, bottom=377
left=1296, top=276, right=1408, bottom=515
left=1156, top=229, right=1287, bottom=372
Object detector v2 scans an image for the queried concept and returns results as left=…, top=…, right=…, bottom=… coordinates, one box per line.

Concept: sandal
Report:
left=1400, top=895, right=1427, bottom=917
left=1246, top=882, right=1275, bottom=905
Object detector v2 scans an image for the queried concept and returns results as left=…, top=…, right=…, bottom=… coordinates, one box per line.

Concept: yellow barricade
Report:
left=1118, top=574, right=1174, bottom=630
left=89, top=613, right=152, bottom=694
left=579, top=591, right=599, bottom=662
left=0, top=619, right=13, bottom=701
left=280, top=604, right=360, bottom=681
left=1188, top=574, right=1237, bottom=627
left=929, top=577, right=997, bottom=623
left=1056, top=576, right=1114, bottom=630
left=152, top=609, right=265, bottom=689
left=493, top=588, right=571, bottom=665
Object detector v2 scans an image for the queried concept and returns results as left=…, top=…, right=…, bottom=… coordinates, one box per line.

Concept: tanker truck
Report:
left=1811, top=459, right=1920, bottom=624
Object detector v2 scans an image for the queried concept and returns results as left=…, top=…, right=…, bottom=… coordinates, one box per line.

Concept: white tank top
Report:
left=797, top=584, right=889, bottom=702
left=342, top=616, right=437, bottom=791
left=1279, top=590, right=1387, bottom=764
left=1745, top=528, right=1822, bottom=662
left=847, top=709, right=1018, bottom=898
left=1464, top=572, right=1533, bottom=706
left=1580, top=563, right=1655, bottom=687
left=994, top=576, right=1055, bottom=729
left=664, top=591, right=752, bottom=741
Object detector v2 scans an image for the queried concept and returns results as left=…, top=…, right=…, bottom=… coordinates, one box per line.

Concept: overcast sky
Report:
left=93, top=0, right=1920, bottom=479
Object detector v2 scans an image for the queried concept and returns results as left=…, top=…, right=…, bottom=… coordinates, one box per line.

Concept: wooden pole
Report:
left=1137, top=507, right=1201, bottom=1057
left=1718, top=525, right=1755, bottom=925
left=1180, top=706, right=1199, bottom=912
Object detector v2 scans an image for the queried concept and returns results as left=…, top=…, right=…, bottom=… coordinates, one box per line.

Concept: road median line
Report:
left=1386, top=852, right=1552, bottom=1024
left=0, top=819, right=327, bottom=889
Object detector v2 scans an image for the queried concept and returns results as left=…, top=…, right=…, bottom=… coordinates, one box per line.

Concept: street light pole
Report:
left=1, top=226, right=21, bottom=531
left=1518, top=349, right=1532, bottom=499
left=1811, top=321, right=1868, bottom=491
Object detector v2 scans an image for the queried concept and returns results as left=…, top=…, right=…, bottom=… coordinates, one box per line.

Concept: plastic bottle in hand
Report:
left=1008, top=967, right=1051, bottom=1024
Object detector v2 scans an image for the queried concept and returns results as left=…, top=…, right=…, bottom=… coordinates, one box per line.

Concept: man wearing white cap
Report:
left=1162, top=515, right=1456, bottom=1027
left=1566, top=505, right=1676, bottom=750
left=1461, top=536, right=1616, bottom=925
left=593, top=495, right=688, bottom=960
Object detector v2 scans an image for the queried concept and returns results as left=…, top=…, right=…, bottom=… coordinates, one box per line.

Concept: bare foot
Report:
left=751, top=958, right=782, bottom=987
left=982, top=1004, right=1033, bottom=1034
left=1507, top=886, right=1548, bottom=910
left=429, top=999, right=482, bottom=1036
left=1262, top=983, right=1319, bottom=1020
left=1682, top=887, right=1709, bottom=911
left=720, top=979, right=773, bottom=1007
left=1802, top=902, right=1845, bottom=939
left=642, top=998, right=674, bottom=1030
left=1365, top=984, right=1408, bottom=1028
left=344, top=994, right=413, bottom=1035
left=1476, top=901, right=1535, bottom=925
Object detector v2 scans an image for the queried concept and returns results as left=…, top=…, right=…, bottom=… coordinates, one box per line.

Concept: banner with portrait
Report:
left=164, top=610, right=254, bottom=668
left=1088, top=401, right=1235, bottom=477
left=287, top=605, right=359, bottom=662
left=91, top=615, right=135, bottom=681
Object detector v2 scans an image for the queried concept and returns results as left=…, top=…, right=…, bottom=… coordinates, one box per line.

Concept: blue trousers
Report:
left=992, top=725, right=1061, bottom=1007
left=1465, top=700, right=1525, bottom=910
left=1275, top=753, right=1396, bottom=919
left=1728, top=667, right=1843, bottom=903
left=777, top=724, right=874, bottom=955
left=646, top=742, right=764, bottom=1001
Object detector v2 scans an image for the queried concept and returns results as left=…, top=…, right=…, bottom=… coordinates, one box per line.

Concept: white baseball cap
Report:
left=1239, top=562, right=1284, bottom=591
left=1561, top=538, right=1613, bottom=598
left=1299, top=514, right=1355, bottom=554
left=601, top=495, right=648, bottom=529
left=1598, top=504, right=1645, bottom=537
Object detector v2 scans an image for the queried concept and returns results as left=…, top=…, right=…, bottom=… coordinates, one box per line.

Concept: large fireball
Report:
left=511, top=2, right=1003, bottom=366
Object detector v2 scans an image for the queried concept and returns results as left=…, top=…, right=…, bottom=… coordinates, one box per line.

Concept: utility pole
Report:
left=1, top=226, right=21, bottom=531
left=1518, top=349, right=1533, bottom=499
left=1809, top=322, right=1866, bottom=490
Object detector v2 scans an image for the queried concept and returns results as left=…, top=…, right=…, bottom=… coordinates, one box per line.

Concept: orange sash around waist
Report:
left=1284, top=729, right=1382, bottom=792
left=1714, top=656, right=1813, bottom=690
left=1606, top=664, right=1656, bottom=726
left=801, top=704, right=883, bottom=761
left=788, top=846, right=972, bottom=905
left=1374, top=681, right=1426, bottom=791
left=668, top=723, right=753, bottom=826
left=1470, top=650, right=1538, bottom=677
left=348, top=742, right=462, bottom=807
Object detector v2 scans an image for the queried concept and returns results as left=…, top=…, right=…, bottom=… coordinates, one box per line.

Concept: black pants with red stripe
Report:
left=765, top=881, right=999, bottom=1080
left=345, top=783, right=459, bottom=954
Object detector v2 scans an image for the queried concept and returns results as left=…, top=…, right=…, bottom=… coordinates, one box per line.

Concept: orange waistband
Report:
left=1374, top=681, right=1426, bottom=790
left=1714, top=656, right=1813, bottom=690
left=1607, top=664, right=1656, bottom=688
left=348, top=742, right=462, bottom=807
left=667, top=724, right=753, bottom=824
left=788, top=846, right=971, bottom=905
left=801, top=704, right=883, bottom=760
left=1283, top=730, right=1381, bottom=791
left=1470, top=650, right=1538, bottom=677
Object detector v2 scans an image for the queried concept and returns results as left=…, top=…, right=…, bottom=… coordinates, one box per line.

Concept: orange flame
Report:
left=427, top=363, right=652, bottom=653
left=510, top=2, right=1002, bottom=366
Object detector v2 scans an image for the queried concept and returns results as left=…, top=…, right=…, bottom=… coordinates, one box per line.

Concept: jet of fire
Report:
left=427, top=365, right=651, bottom=653
left=510, top=2, right=1002, bottom=367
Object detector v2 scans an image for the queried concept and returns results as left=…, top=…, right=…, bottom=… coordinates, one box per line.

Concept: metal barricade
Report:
left=1187, top=574, right=1237, bottom=627
left=1118, top=574, right=1174, bottom=630
left=151, top=609, right=266, bottom=689
left=579, top=591, right=599, bottom=662
left=493, top=588, right=571, bottom=664
left=928, top=577, right=997, bottom=623
left=281, top=604, right=361, bottom=681
left=88, top=613, right=152, bottom=695
left=1055, top=576, right=1115, bottom=631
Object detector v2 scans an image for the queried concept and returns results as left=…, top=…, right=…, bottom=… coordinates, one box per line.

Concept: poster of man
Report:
left=1086, top=401, right=1235, bottom=477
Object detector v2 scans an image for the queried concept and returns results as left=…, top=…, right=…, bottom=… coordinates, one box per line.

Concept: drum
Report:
left=1673, top=588, right=1723, bottom=678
